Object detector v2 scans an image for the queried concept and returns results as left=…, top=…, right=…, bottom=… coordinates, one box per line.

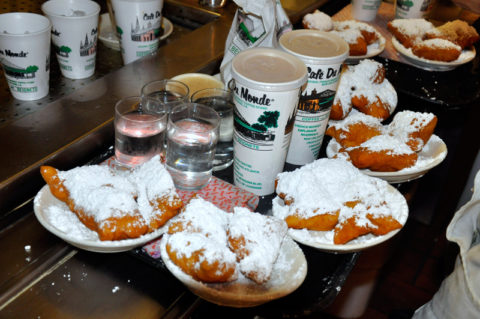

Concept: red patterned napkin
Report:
left=104, top=157, right=260, bottom=258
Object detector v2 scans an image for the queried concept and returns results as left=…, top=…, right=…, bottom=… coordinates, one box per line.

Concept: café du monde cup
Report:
left=352, top=0, right=382, bottom=21
left=111, top=0, right=164, bottom=65
left=0, top=13, right=51, bottom=101
left=279, top=30, right=349, bottom=166
left=42, top=0, right=100, bottom=79
left=231, top=47, right=308, bottom=196
left=395, top=0, right=432, bottom=19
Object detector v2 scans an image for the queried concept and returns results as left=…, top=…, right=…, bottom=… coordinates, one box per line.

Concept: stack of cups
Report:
left=0, top=13, right=51, bottom=100
left=279, top=30, right=349, bottom=167
left=230, top=47, right=308, bottom=196
left=111, top=0, right=164, bottom=65
left=42, top=0, right=101, bottom=79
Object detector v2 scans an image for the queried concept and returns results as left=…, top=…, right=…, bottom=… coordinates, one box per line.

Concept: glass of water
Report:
left=114, top=96, right=168, bottom=168
left=191, top=88, right=234, bottom=171
left=166, top=103, right=220, bottom=190
left=141, top=79, right=189, bottom=113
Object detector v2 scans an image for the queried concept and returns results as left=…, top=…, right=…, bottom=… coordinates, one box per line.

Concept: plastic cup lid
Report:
left=231, top=47, right=308, bottom=92
left=279, top=30, right=349, bottom=65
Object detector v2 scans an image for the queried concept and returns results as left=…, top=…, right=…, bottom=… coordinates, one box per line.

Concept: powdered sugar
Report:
left=44, top=203, right=99, bottom=241
left=273, top=158, right=408, bottom=247
left=358, top=135, right=415, bottom=154
left=417, top=38, right=461, bottom=50
left=165, top=196, right=293, bottom=286
left=333, top=59, right=397, bottom=118
left=56, top=155, right=179, bottom=228
left=390, top=18, right=436, bottom=41
left=302, top=10, right=333, bottom=31
left=229, top=207, right=288, bottom=283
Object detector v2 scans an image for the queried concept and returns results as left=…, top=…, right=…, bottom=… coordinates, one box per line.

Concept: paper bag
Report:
left=220, top=0, right=292, bottom=86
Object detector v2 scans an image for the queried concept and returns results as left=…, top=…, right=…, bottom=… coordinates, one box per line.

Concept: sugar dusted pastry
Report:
left=166, top=197, right=289, bottom=284
left=333, top=20, right=379, bottom=45
left=387, top=110, right=437, bottom=152
left=166, top=197, right=237, bottom=283
left=326, top=111, right=384, bottom=148
left=347, top=135, right=418, bottom=172
left=41, top=164, right=146, bottom=241
left=302, top=10, right=333, bottom=31
left=426, top=19, right=480, bottom=49
left=129, top=156, right=183, bottom=231
left=273, top=158, right=406, bottom=244
left=411, top=38, right=461, bottom=62
left=387, top=18, right=436, bottom=48
left=227, top=207, right=287, bottom=284
left=331, top=59, right=397, bottom=121
left=330, top=28, right=368, bottom=56
left=40, top=155, right=183, bottom=241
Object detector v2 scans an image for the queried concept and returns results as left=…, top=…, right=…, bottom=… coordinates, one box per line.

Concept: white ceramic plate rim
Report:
left=272, top=184, right=409, bottom=253
left=159, top=233, right=308, bottom=307
left=392, top=37, right=476, bottom=71
left=34, top=185, right=166, bottom=253
left=326, top=134, right=448, bottom=183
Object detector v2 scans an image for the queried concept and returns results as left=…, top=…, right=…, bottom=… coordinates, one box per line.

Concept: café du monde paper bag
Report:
left=220, top=0, right=292, bottom=86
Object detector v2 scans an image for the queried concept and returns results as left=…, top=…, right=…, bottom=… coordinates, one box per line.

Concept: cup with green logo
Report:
left=111, top=0, right=164, bottom=65
left=0, top=13, right=51, bottom=101
left=42, top=0, right=100, bottom=80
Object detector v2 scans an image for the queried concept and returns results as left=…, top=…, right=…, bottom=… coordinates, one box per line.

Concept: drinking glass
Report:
left=141, top=79, right=189, bottom=113
left=191, top=88, right=234, bottom=171
left=166, top=103, right=220, bottom=190
left=114, top=96, right=167, bottom=167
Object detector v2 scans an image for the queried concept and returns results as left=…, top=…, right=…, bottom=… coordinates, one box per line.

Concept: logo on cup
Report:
left=126, top=14, right=162, bottom=42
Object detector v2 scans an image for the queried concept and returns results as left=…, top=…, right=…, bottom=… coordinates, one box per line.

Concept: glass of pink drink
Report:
left=114, top=96, right=168, bottom=167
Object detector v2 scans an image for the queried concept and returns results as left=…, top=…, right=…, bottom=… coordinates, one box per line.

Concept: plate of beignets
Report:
left=302, top=10, right=386, bottom=60
left=160, top=197, right=307, bottom=307
left=388, top=18, right=478, bottom=71
left=33, top=155, right=183, bottom=253
left=325, top=110, right=447, bottom=183
left=331, top=20, right=386, bottom=61
left=272, top=158, right=408, bottom=253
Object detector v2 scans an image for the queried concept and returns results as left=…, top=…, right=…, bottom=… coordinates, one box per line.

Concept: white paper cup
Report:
left=352, top=0, right=382, bottom=21
left=395, top=0, right=432, bottom=19
left=0, top=13, right=51, bottom=101
left=231, top=47, right=308, bottom=196
left=279, top=30, right=349, bottom=166
left=42, top=0, right=100, bottom=79
left=111, top=0, right=164, bottom=65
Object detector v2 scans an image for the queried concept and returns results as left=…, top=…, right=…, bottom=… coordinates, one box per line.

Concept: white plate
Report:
left=33, top=185, right=166, bottom=253
left=346, top=32, right=386, bottom=62
left=98, top=13, right=173, bottom=51
left=271, top=185, right=409, bottom=253
left=392, top=37, right=476, bottom=71
left=326, top=134, right=448, bottom=184
left=160, top=234, right=307, bottom=307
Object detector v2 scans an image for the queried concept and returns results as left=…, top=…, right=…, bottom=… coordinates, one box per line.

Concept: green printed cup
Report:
left=0, top=13, right=51, bottom=100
